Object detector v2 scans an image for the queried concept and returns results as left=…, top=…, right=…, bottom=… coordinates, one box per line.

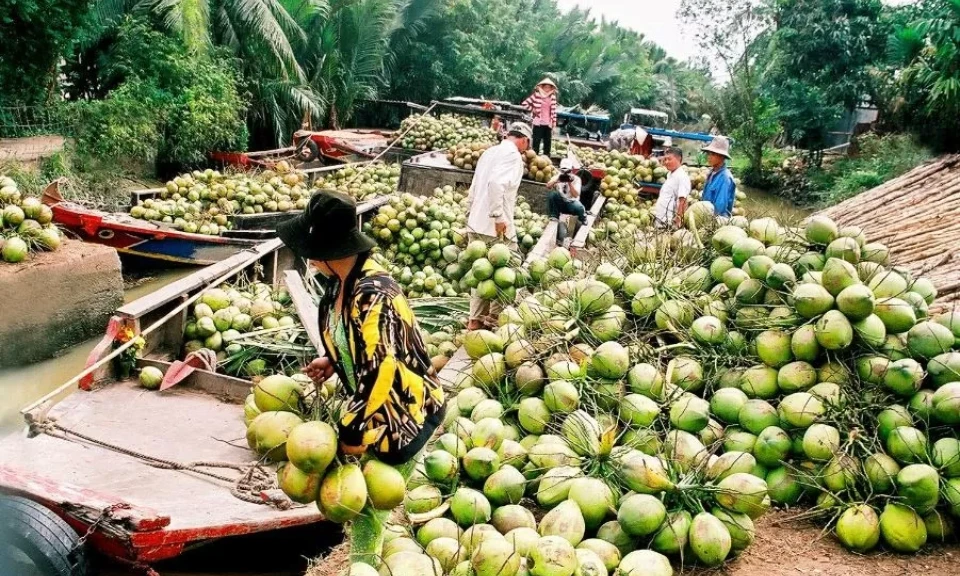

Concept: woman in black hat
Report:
left=278, top=190, right=446, bottom=464
left=278, top=190, right=446, bottom=562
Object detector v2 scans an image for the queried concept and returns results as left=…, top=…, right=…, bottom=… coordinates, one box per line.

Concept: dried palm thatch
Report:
left=817, top=155, right=960, bottom=309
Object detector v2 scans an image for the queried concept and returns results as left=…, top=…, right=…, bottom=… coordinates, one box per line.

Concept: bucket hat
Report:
left=277, top=190, right=376, bottom=261
left=703, top=136, right=732, bottom=159
left=508, top=122, right=533, bottom=140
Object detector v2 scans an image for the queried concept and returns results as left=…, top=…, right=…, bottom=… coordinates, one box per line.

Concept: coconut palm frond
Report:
left=148, top=0, right=213, bottom=53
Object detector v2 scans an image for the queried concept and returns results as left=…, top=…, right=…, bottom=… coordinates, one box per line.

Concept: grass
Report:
left=0, top=145, right=160, bottom=212
left=808, top=133, right=934, bottom=207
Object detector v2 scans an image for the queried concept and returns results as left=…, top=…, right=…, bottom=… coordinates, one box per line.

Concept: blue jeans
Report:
left=548, top=190, right=587, bottom=224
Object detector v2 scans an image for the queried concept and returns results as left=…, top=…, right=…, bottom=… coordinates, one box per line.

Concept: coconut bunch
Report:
left=182, top=281, right=312, bottom=379
left=459, top=241, right=529, bottom=304
left=373, top=261, right=775, bottom=575
left=447, top=143, right=494, bottom=171
left=398, top=114, right=497, bottom=151
left=365, top=187, right=547, bottom=299
left=312, top=162, right=401, bottom=202
left=0, top=175, right=62, bottom=263
left=366, top=187, right=469, bottom=298
left=521, top=150, right=558, bottom=183
left=130, top=167, right=309, bottom=235
left=687, top=180, right=747, bottom=217
left=241, top=372, right=414, bottom=527
left=588, top=200, right=655, bottom=246
left=592, top=207, right=960, bottom=555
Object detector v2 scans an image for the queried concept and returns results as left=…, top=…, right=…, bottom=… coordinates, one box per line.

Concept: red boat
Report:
left=0, top=239, right=326, bottom=574
left=211, top=129, right=402, bottom=169
left=42, top=183, right=264, bottom=266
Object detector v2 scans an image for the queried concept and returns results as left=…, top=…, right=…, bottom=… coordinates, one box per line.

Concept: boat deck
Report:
left=0, top=378, right=321, bottom=561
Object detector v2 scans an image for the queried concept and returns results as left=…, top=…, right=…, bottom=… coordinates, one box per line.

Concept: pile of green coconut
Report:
left=243, top=203, right=960, bottom=576
left=0, top=175, right=62, bottom=263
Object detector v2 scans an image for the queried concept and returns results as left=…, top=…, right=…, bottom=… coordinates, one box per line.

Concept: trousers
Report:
left=532, top=125, right=552, bottom=156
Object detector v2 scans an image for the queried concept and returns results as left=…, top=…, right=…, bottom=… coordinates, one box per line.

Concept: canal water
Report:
left=2, top=186, right=807, bottom=576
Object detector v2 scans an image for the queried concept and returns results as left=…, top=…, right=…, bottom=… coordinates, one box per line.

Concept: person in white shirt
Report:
left=652, top=147, right=691, bottom=228
left=546, top=157, right=587, bottom=246
left=464, top=122, right=531, bottom=329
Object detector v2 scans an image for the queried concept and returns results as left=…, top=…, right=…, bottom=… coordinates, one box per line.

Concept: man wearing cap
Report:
left=546, top=157, right=588, bottom=246
left=701, top=136, right=737, bottom=217
left=464, top=122, right=531, bottom=330
left=523, top=78, right=558, bottom=156
left=277, top=191, right=446, bottom=466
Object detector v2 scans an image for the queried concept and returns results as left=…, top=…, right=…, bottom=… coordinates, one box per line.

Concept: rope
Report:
left=27, top=415, right=296, bottom=509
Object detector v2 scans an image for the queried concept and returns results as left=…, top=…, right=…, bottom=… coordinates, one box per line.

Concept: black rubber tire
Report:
left=297, top=139, right=319, bottom=162
left=0, top=495, right=90, bottom=576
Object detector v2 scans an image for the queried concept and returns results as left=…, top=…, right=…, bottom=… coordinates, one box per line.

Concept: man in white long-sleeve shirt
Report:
left=464, top=122, right=532, bottom=330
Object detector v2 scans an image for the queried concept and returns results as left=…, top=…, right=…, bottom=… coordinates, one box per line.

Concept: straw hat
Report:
left=537, top=77, right=557, bottom=89
left=703, top=136, right=731, bottom=159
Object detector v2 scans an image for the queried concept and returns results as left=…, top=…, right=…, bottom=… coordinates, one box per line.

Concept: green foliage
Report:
left=782, top=133, right=933, bottom=207
left=74, top=18, right=248, bottom=168
left=0, top=0, right=93, bottom=105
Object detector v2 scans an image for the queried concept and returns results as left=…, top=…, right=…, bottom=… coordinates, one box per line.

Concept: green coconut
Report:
left=538, top=499, right=586, bottom=546
left=707, top=451, right=757, bottom=481
left=755, top=330, right=793, bottom=368
left=277, top=462, right=321, bottom=504
left=864, top=453, right=901, bottom=493
left=568, top=477, right=616, bottom=530
left=621, top=394, right=660, bottom=427
left=777, top=362, right=818, bottom=393
left=378, top=552, right=441, bottom=576
left=826, top=237, right=861, bottom=264
left=879, top=503, right=927, bottom=553
left=505, top=527, right=540, bottom=558
left=908, top=321, right=955, bottom=359
left=928, top=352, right=960, bottom=387
left=667, top=357, right=704, bottom=392
left=874, top=298, right=917, bottom=334
left=577, top=540, right=621, bottom=573
left=886, top=426, right=928, bottom=464
left=715, top=473, right=768, bottom=516
left=802, top=423, right=840, bottom=461
left=738, top=399, right=779, bottom=435
left=815, top=310, right=854, bottom=350
left=822, top=455, right=860, bottom=492
left=537, top=467, right=582, bottom=508
left=877, top=405, right=913, bottom=442
left=836, top=504, right=881, bottom=552
left=460, top=524, right=504, bottom=556
left=805, top=216, right=839, bottom=245
left=766, top=263, right=797, bottom=290
left=650, top=510, right=692, bottom=556
left=711, top=388, right=749, bottom=424
left=139, top=366, right=164, bottom=390
left=793, top=283, right=835, bottom=319
left=883, top=358, right=924, bottom=397
left=254, top=374, right=302, bottom=412
left=897, top=464, right=941, bottom=513
left=731, top=237, right=766, bottom=267
left=740, top=365, right=780, bottom=399
left=766, top=466, right=803, bottom=505
left=417, top=518, right=463, bottom=547
left=933, top=382, right=960, bottom=425
left=753, top=427, right=793, bottom=468
left=450, top=488, right=492, bottom=527
left=712, top=508, right=755, bottom=553
left=822, top=258, right=862, bottom=297
left=836, top=284, right=875, bottom=321
left=669, top=394, right=711, bottom=433
left=589, top=342, right=630, bottom=379
left=688, top=512, right=732, bottom=567
left=691, top=315, right=727, bottom=345
left=852, top=314, right=887, bottom=347
left=473, top=353, right=507, bottom=388
left=869, top=269, right=909, bottom=299
left=286, top=421, right=338, bottom=475
left=247, top=411, right=303, bottom=461
left=518, top=398, right=552, bottom=434
left=463, top=447, right=501, bottom=481
left=483, top=466, right=526, bottom=507
left=932, top=437, right=960, bottom=477
left=619, top=452, right=675, bottom=494
left=425, top=538, right=467, bottom=573
left=616, top=494, right=667, bottom=538
left=790, top=325, right=821, bottom=362
left=406, top=485, right=444, bottom=515
left=528, top=535, right=578, bottom=576
left=319, top=464, right=367, bottom=523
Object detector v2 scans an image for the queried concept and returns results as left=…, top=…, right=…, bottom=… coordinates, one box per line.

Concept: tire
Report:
left=0, top=495, right=90, bottom=576
left=297, top=139, right=319, bottom=162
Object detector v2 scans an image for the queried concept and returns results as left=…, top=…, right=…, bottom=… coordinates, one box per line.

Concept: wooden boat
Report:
left=42, top=183, right=264, bottom=266
left=209, top=129, right=413, bottom=169
left=0, top=239, right=328, bottom=571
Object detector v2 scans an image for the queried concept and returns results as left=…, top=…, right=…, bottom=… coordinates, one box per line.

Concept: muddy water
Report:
left=740, top=185, right=813, bottom=223
left=0, top=269, right=195, bottom=435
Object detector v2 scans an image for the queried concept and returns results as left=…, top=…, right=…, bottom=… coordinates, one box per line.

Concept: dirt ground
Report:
left=302, top=511, right=960, bottom=576
left=0, top=136, right=65, bottom=163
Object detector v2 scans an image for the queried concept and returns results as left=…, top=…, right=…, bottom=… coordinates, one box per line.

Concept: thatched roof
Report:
left=817, top=155, right=960, bottom=309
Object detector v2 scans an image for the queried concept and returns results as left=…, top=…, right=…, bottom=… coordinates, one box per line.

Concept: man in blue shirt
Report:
left=701, top=136, right=736, bottom=217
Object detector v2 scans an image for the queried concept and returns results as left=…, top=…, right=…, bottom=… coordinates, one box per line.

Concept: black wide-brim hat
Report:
left=277, top=190, right=376, bottom=261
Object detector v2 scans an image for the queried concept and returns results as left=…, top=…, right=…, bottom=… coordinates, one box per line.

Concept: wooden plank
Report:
left=284, top=270, right=323, bottom=354
left=117, top=238, right=283, bottom=320
left=525, top=221, right=559, bottom=265
left=437, top=346, right=471, bottom=389
left=571, top=196, right=607, bottom=251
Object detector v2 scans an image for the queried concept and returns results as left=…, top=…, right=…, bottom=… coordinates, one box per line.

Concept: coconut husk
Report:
left=816, top=154, right=960, bottom=311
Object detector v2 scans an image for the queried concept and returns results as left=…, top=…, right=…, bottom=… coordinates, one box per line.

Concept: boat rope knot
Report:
left=27, top=416, right=298, bottom=509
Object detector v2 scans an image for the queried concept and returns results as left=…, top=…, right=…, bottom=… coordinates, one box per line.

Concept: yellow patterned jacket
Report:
left=319, top=255, right=446, bottom=464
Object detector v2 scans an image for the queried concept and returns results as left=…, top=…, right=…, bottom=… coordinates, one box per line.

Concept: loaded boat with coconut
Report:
left=0, top=238, right=331, bottom=573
